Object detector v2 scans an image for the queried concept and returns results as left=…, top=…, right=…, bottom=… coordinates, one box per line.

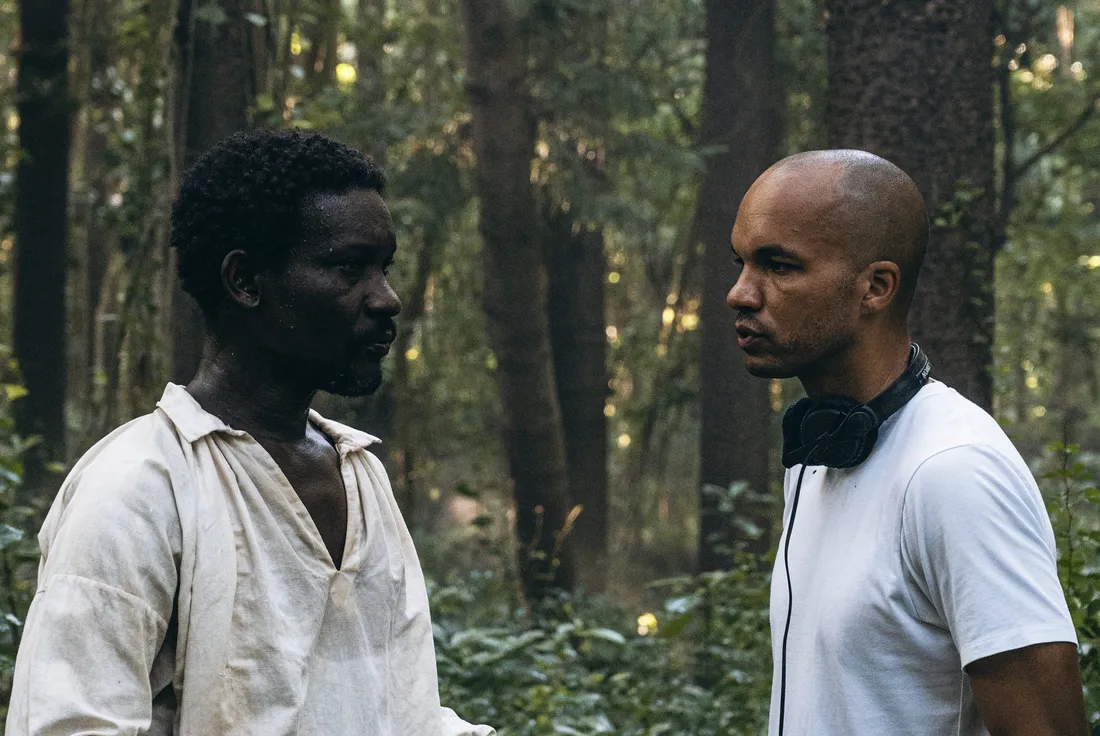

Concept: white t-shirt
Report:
left=769, top=381, right=1077, bottom=735
left=7, top=384, right=493, bottom=736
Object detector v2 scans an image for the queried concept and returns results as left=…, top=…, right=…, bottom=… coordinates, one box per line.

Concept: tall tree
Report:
left=171, top=0, right=258, bottom=384
left=69, top=0, right=120, bottom=446
left=825, top=0, right=996, bottom=408
left=305, top=0, right=343, bottom=93
left=546, top=215, right=608, bottom=592
left=697, top=0, right=779, bottom=569
left=14, top=0, right=72, bottom=493
left=459, top=0, right=576, bottom=599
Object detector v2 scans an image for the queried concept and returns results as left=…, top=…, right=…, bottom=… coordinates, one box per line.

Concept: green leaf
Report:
left=664, top=595, right=696, bottom=614
left=580, top=627, right=626, bottom=645
left=3, top=384, right=27, bottom=401
left=0, top=524, right=24, bottom=550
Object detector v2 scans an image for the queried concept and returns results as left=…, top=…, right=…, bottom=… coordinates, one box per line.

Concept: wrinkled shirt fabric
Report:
left=6, top=383, right=494, bottom=736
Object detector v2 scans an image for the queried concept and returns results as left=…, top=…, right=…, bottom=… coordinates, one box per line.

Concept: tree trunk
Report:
left=71, top=0, right=119, bottom=446
left=697, top=0, right=779, bottom=570
left=546, top=214, right=608, bottom=593
left=825, top=0, right=996, bottom=409
left=391, top=225, right=440, bottom=520
left=171, top=0, right=257, bottom=384
left=306, top=0, right=342, bottom=92
left=15, top=0, right=72, bottom=494
left=459, top=0, right=576, bottom=599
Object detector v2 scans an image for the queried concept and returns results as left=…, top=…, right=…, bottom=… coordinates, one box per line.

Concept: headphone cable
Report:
left=777, top=459, right=811, bottom=736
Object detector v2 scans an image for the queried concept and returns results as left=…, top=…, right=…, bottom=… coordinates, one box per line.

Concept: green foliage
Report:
left=0, top=351, right=41, bottom=717
left=433, top=558, right=772, bottom=735
left=993, top=0, right=1100, bottom=457
left=1043, top=440, right=1100, bottom=722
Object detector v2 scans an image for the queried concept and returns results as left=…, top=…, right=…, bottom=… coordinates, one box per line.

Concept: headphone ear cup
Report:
left=821, top=406, right=880, bottom=468
left=782, top=396, right=857, bottom=468
left=781, top=397, right=882, bottom=469
left=781, top=398, right=812, bottom=451
left=781, top=398, right=817, bottom=469
left=798, top=396, right=858, bottom=446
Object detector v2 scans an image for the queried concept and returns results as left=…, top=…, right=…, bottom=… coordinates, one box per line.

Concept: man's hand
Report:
left=968, top=642, right=1087, bottom=736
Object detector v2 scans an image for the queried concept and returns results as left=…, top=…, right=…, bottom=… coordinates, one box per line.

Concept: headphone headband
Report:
left=864, top=343, right=931, bottom=427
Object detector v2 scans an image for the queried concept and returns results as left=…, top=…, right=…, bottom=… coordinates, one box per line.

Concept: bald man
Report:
left=728, top=150, right=1085, bottom=735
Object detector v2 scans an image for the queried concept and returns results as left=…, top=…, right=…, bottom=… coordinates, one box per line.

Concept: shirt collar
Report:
left=308, top=410, right=382, bottom=455
left=156, top=383, right=381, bottom=453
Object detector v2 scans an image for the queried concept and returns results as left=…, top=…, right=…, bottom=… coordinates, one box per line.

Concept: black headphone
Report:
left=775, top=342, right=931, bottom=736
left=780, top=343, right=932, bottom=469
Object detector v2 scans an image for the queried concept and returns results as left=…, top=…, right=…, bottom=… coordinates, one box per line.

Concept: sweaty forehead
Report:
left=301, top=188, right=394, bottom=243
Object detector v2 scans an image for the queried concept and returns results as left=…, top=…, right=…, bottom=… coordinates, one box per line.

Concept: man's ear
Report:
left=221, top=250, right=262, bottom=309
left=860, top=260, right=901, bottom=316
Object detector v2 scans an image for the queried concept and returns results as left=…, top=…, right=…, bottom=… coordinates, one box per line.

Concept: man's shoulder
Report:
left=32, top=410, right=191, bottom=614
left=68, top=409, right=189, bottom=488
left=888, top=382, right=1024, bottom=472
left=48, top=410, right=188, bottom=533
left=883, top=383, right=1038, bottom=510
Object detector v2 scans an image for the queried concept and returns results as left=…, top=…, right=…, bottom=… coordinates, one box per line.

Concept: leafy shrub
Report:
left=433, top=556, right=773, bottom=736
left=0, top=349, right=43, bottom=718
left=1044, top=441, right=1100, bottom=725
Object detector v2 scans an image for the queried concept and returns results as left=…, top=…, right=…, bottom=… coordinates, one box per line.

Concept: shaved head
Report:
left=727, top=149, right=928, bottom=384
left=763, top=149, right=928, bottom=314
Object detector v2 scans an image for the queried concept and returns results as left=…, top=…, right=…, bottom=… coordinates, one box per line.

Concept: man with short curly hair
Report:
left=7, top=128, right=494, bottom=736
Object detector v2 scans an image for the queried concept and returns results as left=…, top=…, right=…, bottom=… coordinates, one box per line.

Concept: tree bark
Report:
left=459, top=0, right=576, bottom=598
left=15, top=0, right=72, bottom=493
left=171, top=0, right=257, bottom=384
left=825, top=0, right=996, bottom=408
left=697, top=0, right=779, bottom=570
left=546, top=215, right=608, bottom=592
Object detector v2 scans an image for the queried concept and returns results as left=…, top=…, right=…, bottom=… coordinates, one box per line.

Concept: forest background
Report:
left=2, top=0, right=1100, bottom=733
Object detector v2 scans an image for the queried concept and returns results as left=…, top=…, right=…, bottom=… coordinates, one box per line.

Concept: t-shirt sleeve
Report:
left=900, top=443, right=1077, bottom=669
left=6, top=456, right=181, bottom=736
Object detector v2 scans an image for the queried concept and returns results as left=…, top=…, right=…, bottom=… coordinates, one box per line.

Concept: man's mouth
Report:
left=735, top=323, right=768, bottom=350
left=359, top=324, right=397, bottom=358
left=360, top=340, right=393, bottom=358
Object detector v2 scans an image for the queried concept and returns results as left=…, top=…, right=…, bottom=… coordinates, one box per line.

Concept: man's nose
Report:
left=726, top=267, right=761, bottom=311
left=370, top=277, right=402, bottom=316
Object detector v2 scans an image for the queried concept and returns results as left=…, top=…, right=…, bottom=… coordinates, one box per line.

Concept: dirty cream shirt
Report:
left=7, top=383, right=494, bottom=736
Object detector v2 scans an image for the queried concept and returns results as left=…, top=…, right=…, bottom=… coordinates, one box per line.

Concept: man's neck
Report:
left=185, top=336, right=317, bottom=442
left=799, top=333, right=913, bottom=404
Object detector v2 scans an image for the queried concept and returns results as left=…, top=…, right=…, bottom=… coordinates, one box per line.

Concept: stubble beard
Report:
left=745, top=326, right=855, bottom=383
left=325, top=362, right=384, bottom=398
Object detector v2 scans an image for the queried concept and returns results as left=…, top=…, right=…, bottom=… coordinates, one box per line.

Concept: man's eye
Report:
left=383, top=260, right=394, bottom=276
left=339, top=260, right=366, bottom=273
left=769, top=261, right=794, bottom=273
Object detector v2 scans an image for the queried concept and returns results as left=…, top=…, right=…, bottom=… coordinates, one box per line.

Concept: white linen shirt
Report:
left=6, top=383, right=493, bottom=736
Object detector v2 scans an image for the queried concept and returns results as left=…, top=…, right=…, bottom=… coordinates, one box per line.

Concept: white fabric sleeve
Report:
left=440, top=707, right=495, bottom=736
left=901, top=444, right=1077, bottom=669
left=6, top=458, right=180, bottom=736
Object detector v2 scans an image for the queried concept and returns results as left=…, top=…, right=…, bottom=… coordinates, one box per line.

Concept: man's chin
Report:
left=743, top=355, right=796, bottom=379
left=324, top=367, right=383, bottom=397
